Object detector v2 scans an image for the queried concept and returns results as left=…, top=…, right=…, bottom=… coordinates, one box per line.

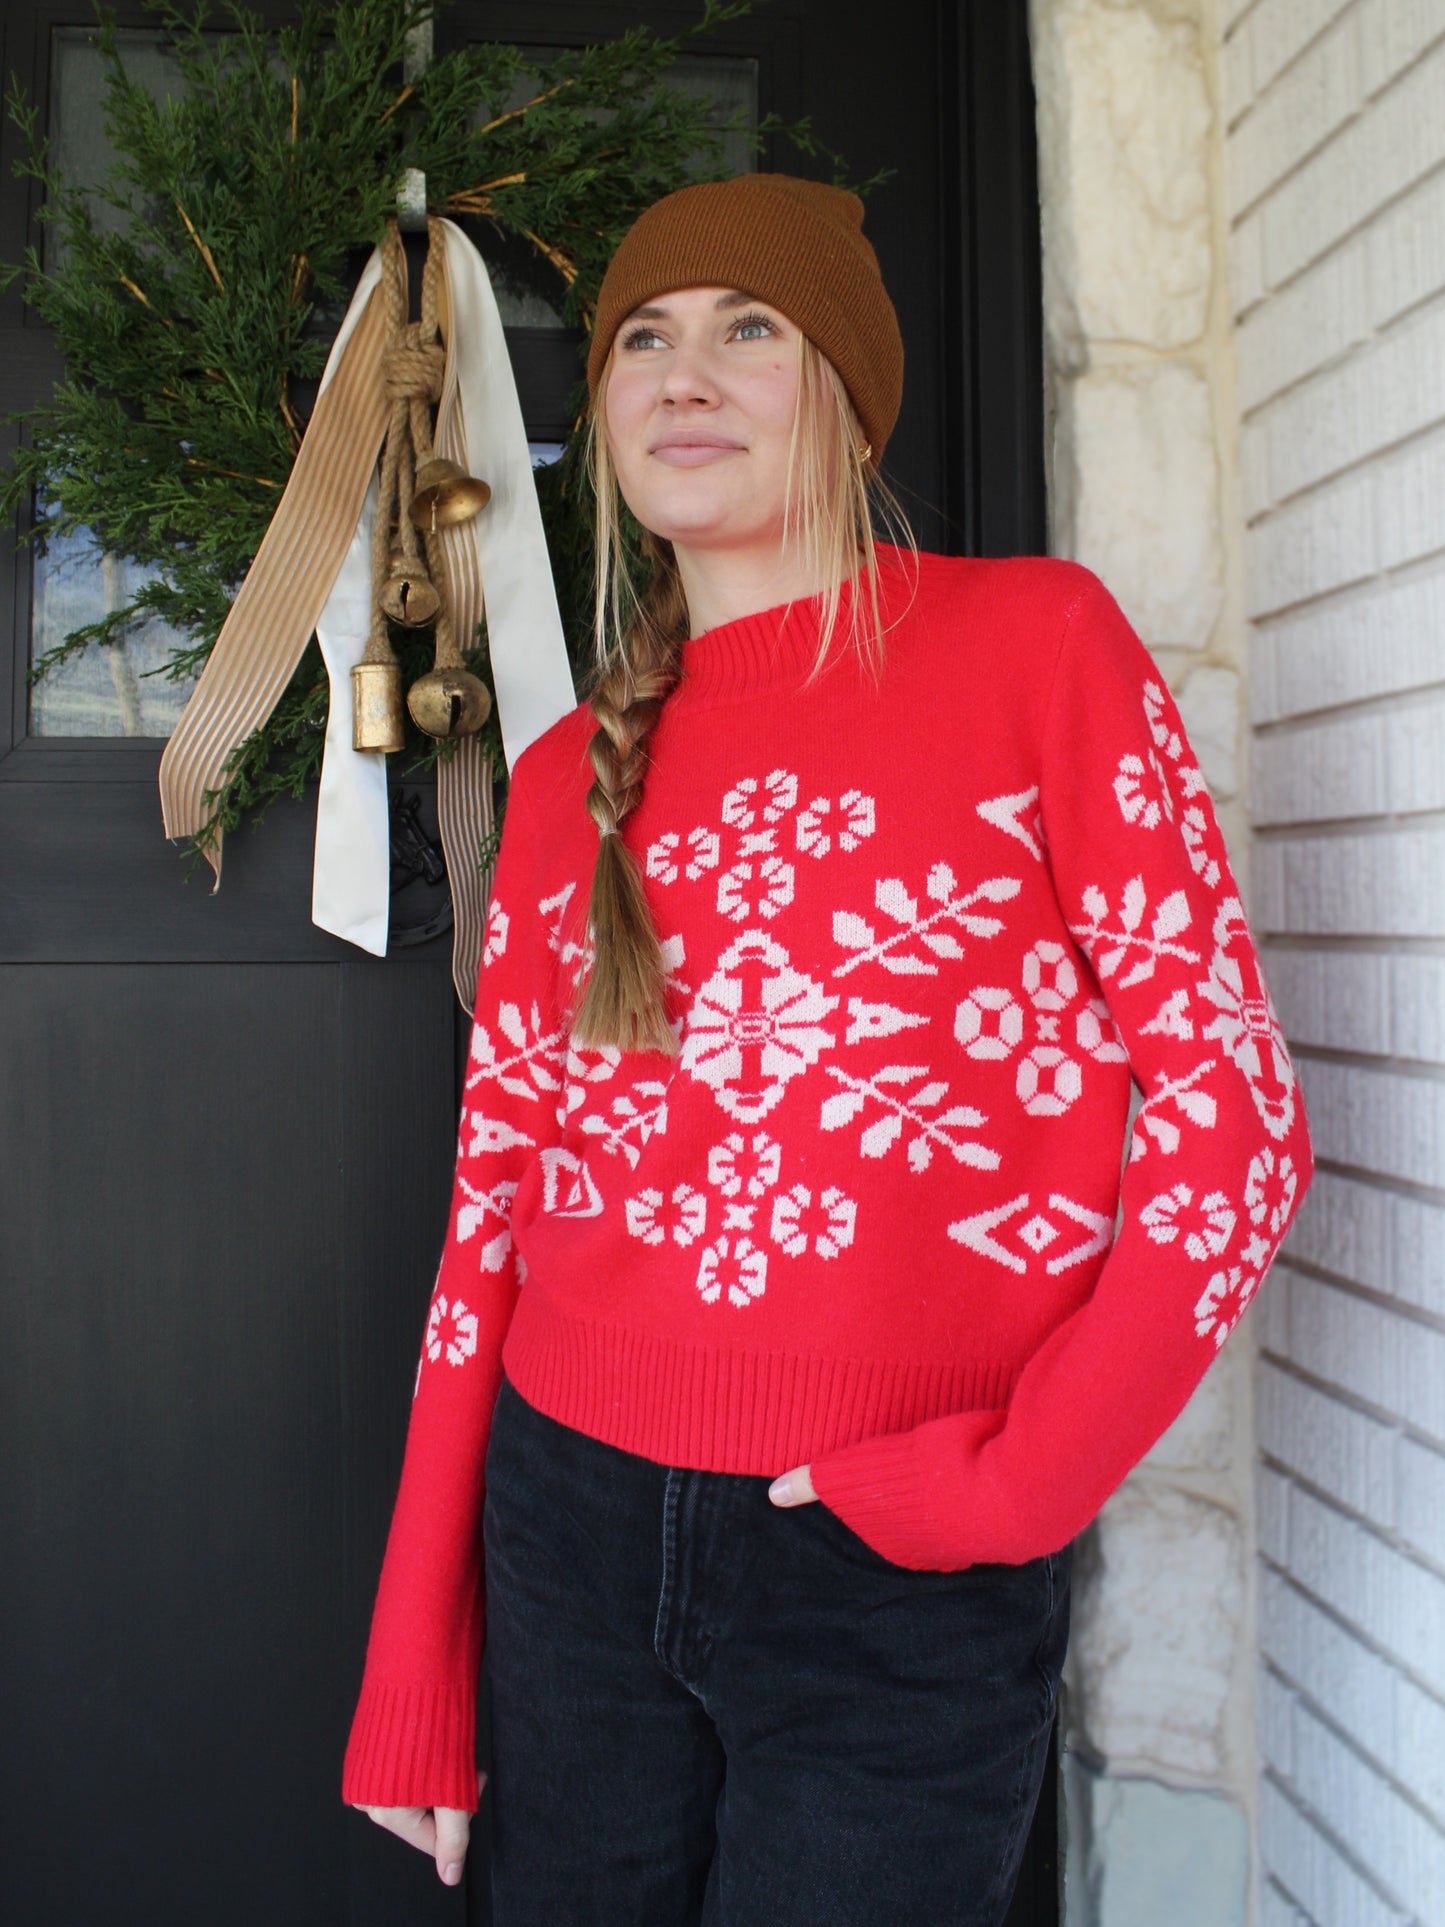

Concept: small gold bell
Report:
left=379, top=553, right=441, bottom=628
left=352, top=659, right=407, bottom=753
left=406, top=666, right=492, bottom=741
left=410, top=458, right=492, bottom=533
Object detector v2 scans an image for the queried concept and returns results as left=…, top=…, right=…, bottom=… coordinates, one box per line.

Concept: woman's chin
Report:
left=637, top=506, right=785, bottom=553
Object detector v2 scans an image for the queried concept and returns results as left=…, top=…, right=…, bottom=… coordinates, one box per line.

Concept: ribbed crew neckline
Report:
left=673, top=545, right=915, bottom=708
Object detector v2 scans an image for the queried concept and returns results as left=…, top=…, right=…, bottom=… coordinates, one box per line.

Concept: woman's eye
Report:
left=733, top=316, right=774, bottom=341
left=621, top=326, right=663, bottom=351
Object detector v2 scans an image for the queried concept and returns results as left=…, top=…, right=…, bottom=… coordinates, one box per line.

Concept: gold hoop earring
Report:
left=856, top=442, right=873, bottom=464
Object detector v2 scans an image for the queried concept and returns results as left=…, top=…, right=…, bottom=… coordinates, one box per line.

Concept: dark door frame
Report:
left=0, top=6, right=1052, bottom=1922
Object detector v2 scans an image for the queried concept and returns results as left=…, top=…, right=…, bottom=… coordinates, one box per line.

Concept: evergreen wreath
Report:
left=2, top=0, right=874, bottom=855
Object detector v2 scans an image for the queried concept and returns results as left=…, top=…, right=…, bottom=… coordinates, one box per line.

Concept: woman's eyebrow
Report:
left=626, top=290, right=758, bottom=321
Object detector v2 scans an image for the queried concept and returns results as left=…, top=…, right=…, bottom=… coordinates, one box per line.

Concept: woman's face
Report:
left=603, top=285, right=802, bottom=555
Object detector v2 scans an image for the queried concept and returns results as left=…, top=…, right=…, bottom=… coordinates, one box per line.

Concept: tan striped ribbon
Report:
left=158, top=228, right=505, bottom=1009
left=432, top=359, right=496, bottom=1009
left=158, top=280, right=393, bottom=872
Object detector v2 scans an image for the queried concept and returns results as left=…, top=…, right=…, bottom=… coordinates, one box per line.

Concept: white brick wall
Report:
left=1226, top=1, right=1445, bottom=1918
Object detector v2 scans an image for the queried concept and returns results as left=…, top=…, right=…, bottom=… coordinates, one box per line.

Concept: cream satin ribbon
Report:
left=158, top=221, right=575, bottom=1007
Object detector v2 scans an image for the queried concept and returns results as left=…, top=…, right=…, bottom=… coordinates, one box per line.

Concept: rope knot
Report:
left=383, top=332, right=445, bottom=403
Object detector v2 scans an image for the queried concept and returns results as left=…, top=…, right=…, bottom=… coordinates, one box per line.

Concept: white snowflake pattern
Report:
left=621, top=1125, right=857, bottom=1308
left=1177, top=766, right=1222, bottom=890
left=832, top=865, right=1021, bottom=978
left=796, top=790, right=876, bottom=859
left=976, top=787, right=1046, bottom=862
left=482, top=900, right=509, bottom=967
left=537, top=1147, right=604, bottom=1218
left=1141, top=682, right=1223, bottom=890
left=843, top=997, right=931, bottom=1045
left=696, top=1235, right=769, bottom=1308
left=1071, top=877, right=1199, bottom=990
left=540, top=881, right=592, bottom=992
left=681, top=930, right=838, bottom=1122
left=1240, top=1146, right=1299, bottom=1271
left=1139, top=988, right=1195, bottom=1041
left=645, top=769, right=874, bottom=926
left=953, top=942, right=1127, bottom=1119
left=646, top=827, right=722, bottom=885
left=1194, top=1265, right=1258, bottom=1348
left=707, top=1130, right=783, bottom=1198
left=717, top=854, right=795, bottom=924
left=466, top=1000, right=567, bottom=1106
left=948, top=1192, right=1114, bottom=1276
left=624, top=1183, right=707, bottom=1248
left=574, top=1081, right=671, bottom=1168
left=1139, top=1182, right=1236, bottom=1259
left=1197, top=898, right=1296, bottom=1141
left=820, top=1064, right=999, bottom=1172
left=1129, top=1060, right=1218, bottom=1158
left=1114, top=748, right=1175, bottom=830
left=770, top=1185, right=856, bottom=1259
left=455, top=1176, right=519, bottom=1272
left=425, top=1293, right=479, bottom=1367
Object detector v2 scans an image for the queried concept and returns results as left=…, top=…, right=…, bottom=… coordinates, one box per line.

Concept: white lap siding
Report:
left=1225, top=1, right=1445, bottom=1920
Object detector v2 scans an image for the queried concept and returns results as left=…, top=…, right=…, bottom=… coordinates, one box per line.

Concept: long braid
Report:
left=570, top=547, right=688, bottom=1055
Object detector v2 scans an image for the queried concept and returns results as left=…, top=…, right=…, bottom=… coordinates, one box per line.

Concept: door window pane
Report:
left=31, top=30, right=197, bottom=735
left=479, top=50, right=758, bottom=328
left=28, top=34, right=756, bottom=733
left=29, top=525, right=194, bottom=737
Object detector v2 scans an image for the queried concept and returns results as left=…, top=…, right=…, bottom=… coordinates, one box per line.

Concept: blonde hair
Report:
left=571, top=332, right=915, bottom=1055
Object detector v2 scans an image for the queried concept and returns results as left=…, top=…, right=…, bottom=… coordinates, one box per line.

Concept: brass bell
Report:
left=410, top=458, right=492, bottom=533
left=352, top=659, right=407, bottom=753
left=406, top=666, right=492, bottom=741
left=378, top=552, right=441, bottom=628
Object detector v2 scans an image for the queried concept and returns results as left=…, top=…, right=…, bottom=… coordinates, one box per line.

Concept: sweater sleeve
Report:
left=810, top=572, right=1313, bottom=1568
left=342, top=762, right=568, bottom=1811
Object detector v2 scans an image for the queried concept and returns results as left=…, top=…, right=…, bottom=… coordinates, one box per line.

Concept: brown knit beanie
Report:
left=587, top=173, right=903, bottom=463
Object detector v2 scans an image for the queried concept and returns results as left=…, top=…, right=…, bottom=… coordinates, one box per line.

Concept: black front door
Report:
left=0, top=5, right=1047, bottom=1922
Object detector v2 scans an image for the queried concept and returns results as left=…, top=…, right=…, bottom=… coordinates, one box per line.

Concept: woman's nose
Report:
left=658, top=338, right=721, bottom=404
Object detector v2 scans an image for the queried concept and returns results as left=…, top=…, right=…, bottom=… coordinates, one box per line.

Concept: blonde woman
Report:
left=344, top=175, right=1311, bottom=1924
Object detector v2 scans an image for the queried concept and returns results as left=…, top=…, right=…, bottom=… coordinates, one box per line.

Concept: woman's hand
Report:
left=354, top=1771, right=488, bottom=1886
left=768, top=1464, right=817, bottom=1506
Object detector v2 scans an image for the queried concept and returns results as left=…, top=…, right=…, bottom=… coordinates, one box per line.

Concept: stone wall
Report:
left=1028, top=1, right=1260, bottom=1919
left=1222, top=0, right=1445, bottom=1921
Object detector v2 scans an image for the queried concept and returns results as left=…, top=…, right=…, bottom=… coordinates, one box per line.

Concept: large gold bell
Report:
left=406, top=666, right=492, bottom=741
left=379, top=553, right=441, bottom=627
left=352, top=659, right=406, bottom=753
left=410, top=458, right=492, bottom=533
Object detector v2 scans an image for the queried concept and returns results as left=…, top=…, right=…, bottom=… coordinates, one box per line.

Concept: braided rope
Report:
left=362, top=220, right=450, bottom=667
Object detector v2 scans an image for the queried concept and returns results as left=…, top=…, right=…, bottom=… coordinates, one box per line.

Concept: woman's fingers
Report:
left=768, top=1462, right=818, bottom=1505
left=433, top=1804, right=473, bottom=1886
left=353, top=1776, right=487, bottom=1886
left=355, top=1803, right=437, bottom=1858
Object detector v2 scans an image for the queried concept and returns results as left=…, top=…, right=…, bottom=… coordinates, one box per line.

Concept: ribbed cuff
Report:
left=809, top=1404, right=1005, bottom=1571
left=808, top=1426, right=957, bottom=1569
left=342, top=1679, right=479, bottom=1812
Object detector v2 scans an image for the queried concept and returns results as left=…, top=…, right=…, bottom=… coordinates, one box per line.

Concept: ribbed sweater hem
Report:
left=341, top=1679, right=478, bottom=1812
left=501, top=1287, right=1017, bottom=1474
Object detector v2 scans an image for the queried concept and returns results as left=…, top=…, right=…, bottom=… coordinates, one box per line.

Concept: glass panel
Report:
left=31, top=30, right=197, bottom=735
left=29, top=523, right=194, bottom=737
left=46, top=29, right=190, bottom=273
left=479, top=51, right=759, bottom=329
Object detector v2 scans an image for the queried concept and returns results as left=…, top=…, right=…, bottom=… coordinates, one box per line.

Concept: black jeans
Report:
left=482, top=1374, right=1070, bottom=1927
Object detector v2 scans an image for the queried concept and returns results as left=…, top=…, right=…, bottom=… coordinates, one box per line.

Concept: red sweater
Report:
left=343, top=549, right=1311, bottom=1810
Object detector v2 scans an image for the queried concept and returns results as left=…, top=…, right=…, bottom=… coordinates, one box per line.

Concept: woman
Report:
left=344, top=174, right=1311, bottom=1922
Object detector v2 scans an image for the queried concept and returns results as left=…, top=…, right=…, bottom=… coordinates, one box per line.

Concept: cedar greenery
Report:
left=1, top=0, right=869, bottom=849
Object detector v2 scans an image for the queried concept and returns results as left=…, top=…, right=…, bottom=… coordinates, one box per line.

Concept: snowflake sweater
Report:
left=343, top=547, right=1312, bottom=1811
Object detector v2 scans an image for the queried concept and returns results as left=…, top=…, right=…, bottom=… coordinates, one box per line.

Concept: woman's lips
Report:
left=649, top=439, right=745, bottom=467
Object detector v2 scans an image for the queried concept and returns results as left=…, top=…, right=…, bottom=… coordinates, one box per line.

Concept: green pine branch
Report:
left=2, top=0, right=868, bottom=858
